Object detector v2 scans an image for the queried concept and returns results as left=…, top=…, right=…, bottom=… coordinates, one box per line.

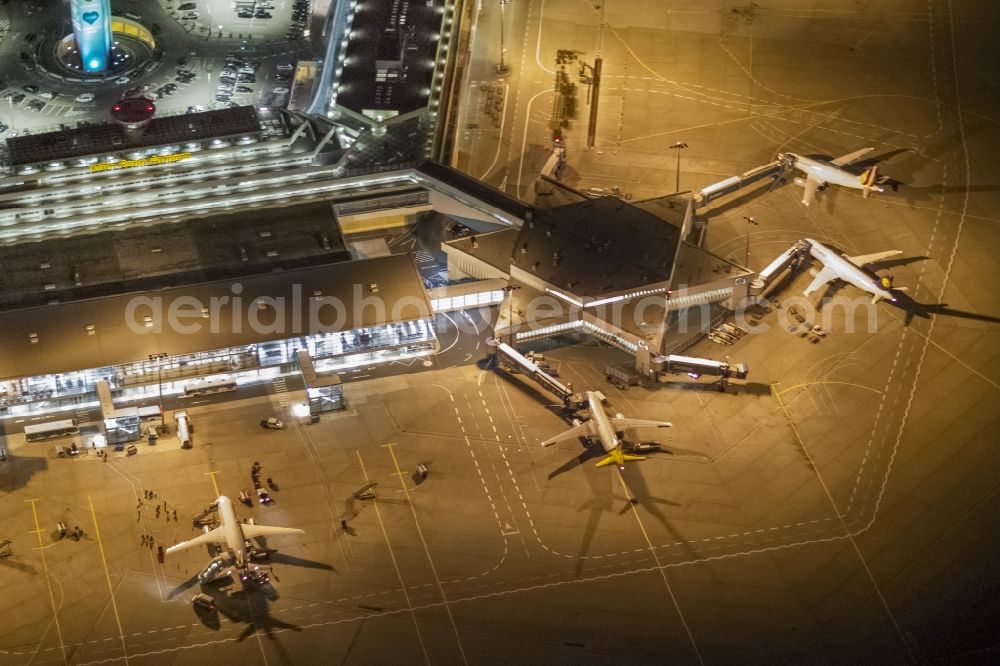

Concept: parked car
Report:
left=75, top=93, right=95, bottom=103
left=179, top=2, right=197, bottom=10
left=22, top=84, right=38, bottom=94
left=272, top=87, right=288, bottom=94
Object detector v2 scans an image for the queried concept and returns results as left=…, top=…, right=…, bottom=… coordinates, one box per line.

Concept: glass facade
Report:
left=0, top=319, right=436, bottom=419
left=430, top=289, right=504, bottom=312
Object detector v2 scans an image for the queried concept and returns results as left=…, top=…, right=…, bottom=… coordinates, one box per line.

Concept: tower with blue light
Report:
left=71, top=0, right=112, bottom=73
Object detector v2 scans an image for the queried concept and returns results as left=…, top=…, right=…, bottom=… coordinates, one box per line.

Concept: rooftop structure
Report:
left=512, top=196, right=681, bottom=300
left=333, top=0, right=445, bottom=123
left=6, top=106, right=262, bottom=168
left=0, top=253, right=430, bottom=382
left=0, top=200, right=352, bottom=312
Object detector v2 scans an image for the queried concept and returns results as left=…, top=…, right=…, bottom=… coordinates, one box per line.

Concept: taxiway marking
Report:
left=25, top=498, right=67, bottom=664
left=204, top=470, right=221, bottom=497
left=384, top=443, right=469, bottom=665
left=357, top=450, right=430, bottom=665
left=88, top=495, right=130, bottom=665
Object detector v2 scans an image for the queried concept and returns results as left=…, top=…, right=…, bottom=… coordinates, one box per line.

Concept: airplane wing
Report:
left=165, top=526, right=228, bottom=555
left=609, top=418, right=672, bottom=430
left=541, top=420, right=598, bottom=446
left=830, top=147, right=874, bottom=167
left=800, top=177, right=821, bottom=206
left=845, top=250, right=902, bottom=267
left=242, top=524, right=305, bottom=539
left=803, top=266, right=839, bottom=296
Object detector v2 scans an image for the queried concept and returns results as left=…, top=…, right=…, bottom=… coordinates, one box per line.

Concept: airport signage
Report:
left=90, top=152, right=193, bottom=173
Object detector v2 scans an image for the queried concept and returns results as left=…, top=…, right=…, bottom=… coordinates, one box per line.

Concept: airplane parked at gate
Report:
left=777, top=148, right=889, bottom=205
left=541, top=391, right=671, bottom=470
left=165, top=495, right=303, bottom=583
left=803, top=238, right=906, bottom=304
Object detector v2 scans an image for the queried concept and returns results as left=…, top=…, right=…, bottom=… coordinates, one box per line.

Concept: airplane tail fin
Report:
left=860, top=166, right=884, bottom=198
left=594, top=447, right=645, bottom=469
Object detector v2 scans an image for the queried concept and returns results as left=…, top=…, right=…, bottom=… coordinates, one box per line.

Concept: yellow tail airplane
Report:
left=541, top=391, right=671, bottom=469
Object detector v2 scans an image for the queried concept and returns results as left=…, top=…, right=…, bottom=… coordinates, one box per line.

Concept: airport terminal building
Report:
left=0, top=253, right=436, bottom=419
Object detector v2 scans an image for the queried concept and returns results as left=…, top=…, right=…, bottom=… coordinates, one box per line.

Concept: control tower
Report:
left=70, top=0, right=113, bottom=73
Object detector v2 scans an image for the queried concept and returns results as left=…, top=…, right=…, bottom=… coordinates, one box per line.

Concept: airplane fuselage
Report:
left=587, top=391, right=620, bottom=455
left=805, top=239, right=895, bottom=302
left=788, top=154, right=869, bottom=190
left=216, top=495, right=250, bottom=569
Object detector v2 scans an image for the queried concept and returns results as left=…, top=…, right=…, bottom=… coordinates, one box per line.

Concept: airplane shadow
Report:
left=168, top=574, right=203, bottom=600
left=574, top=494, right=611, bottom=579
left=617, top=466, right=692, bottom=559
left=889, top=291, right=1000, bottom=326
left=547, top=441, right=602, bottom=481
left=571, top=444, right=633, bottom=578
left=0, top=557, right=37, bottom=575
left=264, top=551, right=336, bottom=572
left=192, top=583, right=303, bottom=660
left=0, top=451, right=48, bottom=491
left=652, top=444, right=710, bottom=460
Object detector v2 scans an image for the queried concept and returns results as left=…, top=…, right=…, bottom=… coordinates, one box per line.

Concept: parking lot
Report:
left=0, top=0, right=320, bottom=138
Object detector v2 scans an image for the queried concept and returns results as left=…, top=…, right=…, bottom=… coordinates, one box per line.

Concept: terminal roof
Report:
left=417, top=161, right=533, bottom=221
left=6, top=106, right=261, bottom=166
left=0, top=201, right=351, bottom=311
left=512, top=196, right=681, bottom=297
left=335, top=0, right=444, bottom=118
left=0, top=254, right=430, bottom=381
left=444, top=228, right=518, bottom=275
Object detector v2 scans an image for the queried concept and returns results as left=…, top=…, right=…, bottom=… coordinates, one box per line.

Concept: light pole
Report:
left=148, top=352, right=168, bottom=424
left=497, top=1, right=509, bottom=74
left=670, top=141, right=687, bottom=192
left=502, top=284, right=521, bottom=344
left=743, top=216, right=758, bottom=267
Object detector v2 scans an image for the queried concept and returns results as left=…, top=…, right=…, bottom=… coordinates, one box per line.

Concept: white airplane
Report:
left=803, top=238, right=905, bottom=304
left=165, top=495, right=304, bottom=578
left=777, top=148, right=888, bottom=205
left=541, top=391, right=671, bottom=469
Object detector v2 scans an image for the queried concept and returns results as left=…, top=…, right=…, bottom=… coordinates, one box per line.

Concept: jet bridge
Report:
left=749, top=239, right=810, bottom=298
left=694, top=160, right=785, bottom=207
left=487, top=339, right=584, bottom=410
left=651, top=354, right=748, bottom=390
